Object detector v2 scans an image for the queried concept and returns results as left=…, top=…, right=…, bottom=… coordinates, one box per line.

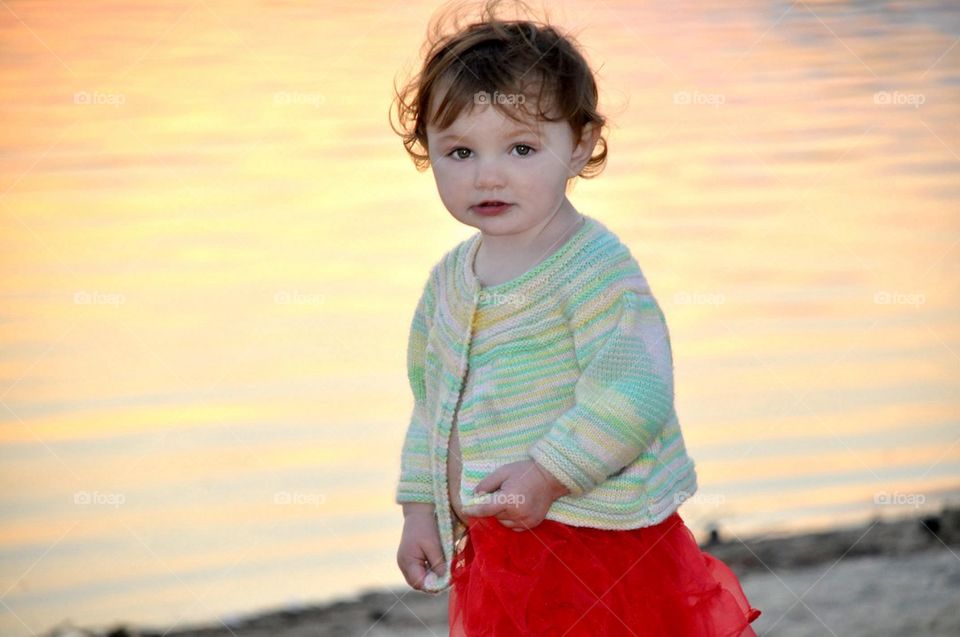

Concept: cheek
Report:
left=539, top=166, right=569, bottom=192
left=433, top=166, right=464, bottom=193
left=519, top=170, right=562, bottom=195
left=431, top=167, right=466, bottom=210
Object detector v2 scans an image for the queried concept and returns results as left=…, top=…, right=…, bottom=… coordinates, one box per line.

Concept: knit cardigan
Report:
left=395, top=214, right=699, bottom=593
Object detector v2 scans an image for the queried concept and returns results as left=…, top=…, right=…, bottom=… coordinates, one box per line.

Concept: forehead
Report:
left=425, top=77, right=560, bottom=137
left=428, top=107, right=543, bottom=140
left=428, top=89, right=540, bottom=124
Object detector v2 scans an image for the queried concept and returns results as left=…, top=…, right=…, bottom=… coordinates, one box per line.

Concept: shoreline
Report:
left=44, top=504, right=960, bottom=637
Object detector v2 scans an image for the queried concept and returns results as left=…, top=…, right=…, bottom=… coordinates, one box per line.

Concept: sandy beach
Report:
left=45, top=506, right=960, bottom=637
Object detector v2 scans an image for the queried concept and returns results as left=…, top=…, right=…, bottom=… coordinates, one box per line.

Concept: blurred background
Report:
left=1, top=0, right=958, bottom=635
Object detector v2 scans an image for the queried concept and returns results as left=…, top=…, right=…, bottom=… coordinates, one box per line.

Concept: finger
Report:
left=500, top=517, right=530, bottom=532
left=401, top=555, right=427, bottom=590
left=461, top=503, right=484, bottom=518
left=463, top=500, right=506, bottom=519
left=422, top=541, right=446, bottom=577
left=474, top=467, right=507, bottom=495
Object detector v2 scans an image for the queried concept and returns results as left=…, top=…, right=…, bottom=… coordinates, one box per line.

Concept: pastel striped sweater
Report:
left=395, top=214, right=698, bottom=593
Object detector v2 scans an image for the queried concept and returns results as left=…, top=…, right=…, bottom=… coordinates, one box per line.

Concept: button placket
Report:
left=429, top=282, right=479, bottom=591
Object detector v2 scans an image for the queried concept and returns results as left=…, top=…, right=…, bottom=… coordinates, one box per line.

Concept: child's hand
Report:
left=397, top=504, right=446, bottom=591
left=461, top=460, right=570, bottom=532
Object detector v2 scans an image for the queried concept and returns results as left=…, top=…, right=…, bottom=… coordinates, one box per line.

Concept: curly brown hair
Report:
left=389, top=0, right=608, bottom=179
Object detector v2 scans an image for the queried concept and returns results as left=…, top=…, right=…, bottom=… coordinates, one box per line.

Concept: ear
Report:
left=568, top=122, right=601, bottom=178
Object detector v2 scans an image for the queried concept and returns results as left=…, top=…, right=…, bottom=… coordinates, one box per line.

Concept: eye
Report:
left=513, top=144, right=535, bottom=157
left=446, top=144, right=536, bottom=160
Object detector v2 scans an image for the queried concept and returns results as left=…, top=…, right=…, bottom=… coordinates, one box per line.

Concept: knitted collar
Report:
left=457, top=214, right=602, bottom=304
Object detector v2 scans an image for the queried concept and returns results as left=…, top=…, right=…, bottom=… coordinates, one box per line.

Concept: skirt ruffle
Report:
left=448, top=511, right=761, bottom=637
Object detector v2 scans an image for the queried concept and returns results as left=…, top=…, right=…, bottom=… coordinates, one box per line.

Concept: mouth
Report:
left=473, top=200, right=512, bottom=215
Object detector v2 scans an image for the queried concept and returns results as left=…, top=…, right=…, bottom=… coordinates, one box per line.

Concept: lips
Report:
left=472, top=201, right=512, bottom=216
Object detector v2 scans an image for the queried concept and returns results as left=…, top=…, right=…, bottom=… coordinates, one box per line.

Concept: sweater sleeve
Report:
left=527, top=284, right=676, bottom=498
left=394, top=275, right=436, bottom=504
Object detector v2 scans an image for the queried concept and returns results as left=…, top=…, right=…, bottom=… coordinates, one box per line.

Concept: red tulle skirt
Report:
left=449, top=511, right=761, bottom=637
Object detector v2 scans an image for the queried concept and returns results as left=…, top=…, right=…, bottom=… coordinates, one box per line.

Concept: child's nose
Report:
left=473, top=158, right=506, bottom=189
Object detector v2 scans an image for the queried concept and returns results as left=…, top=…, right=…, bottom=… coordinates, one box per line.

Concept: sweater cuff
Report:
left=527, top=438, right=594, bottom=498
left=395, top=480, right=434, bottom=504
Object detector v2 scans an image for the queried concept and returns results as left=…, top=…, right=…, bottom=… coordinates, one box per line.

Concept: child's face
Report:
left=425, top=97, right=596, bottom=236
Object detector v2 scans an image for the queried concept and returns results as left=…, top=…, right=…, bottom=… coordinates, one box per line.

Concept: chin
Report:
left=470, top=210, right=528, bottom=231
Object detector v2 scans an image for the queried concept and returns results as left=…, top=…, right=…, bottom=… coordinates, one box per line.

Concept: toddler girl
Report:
left=391, top=1, right=762, bottom=635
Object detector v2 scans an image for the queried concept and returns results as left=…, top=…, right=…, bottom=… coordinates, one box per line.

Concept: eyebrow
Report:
left=433, top=126, right=539, bottom=144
